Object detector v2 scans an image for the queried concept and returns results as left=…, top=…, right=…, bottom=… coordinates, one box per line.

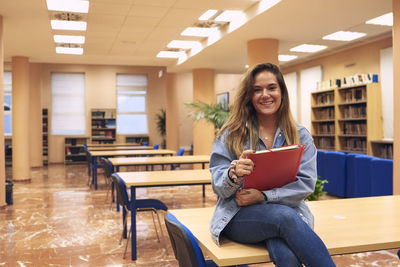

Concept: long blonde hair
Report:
left=217, top=63, right=299, bottom=158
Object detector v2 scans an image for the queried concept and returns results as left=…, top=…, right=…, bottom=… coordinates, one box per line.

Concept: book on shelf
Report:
left=243, top=144, right=305, bottom=191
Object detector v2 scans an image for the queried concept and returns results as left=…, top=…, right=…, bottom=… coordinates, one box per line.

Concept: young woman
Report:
left=209, top=63, right=335, bottom=266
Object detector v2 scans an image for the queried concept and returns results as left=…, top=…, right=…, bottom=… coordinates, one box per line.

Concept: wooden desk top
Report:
left=117, top=169, right=211, bottom=186
left=88, top=146, right=152, bottom=151
left=87, top=143, right=141, bottom=147
left=109, top=155, right=210, bottom=166
left=90, top=149, right=176, bottom=157
left=170, top=195, right=400, bottom=266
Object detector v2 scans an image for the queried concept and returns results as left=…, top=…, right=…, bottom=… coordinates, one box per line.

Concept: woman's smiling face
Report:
left=251, top=70, right=282, bottom=118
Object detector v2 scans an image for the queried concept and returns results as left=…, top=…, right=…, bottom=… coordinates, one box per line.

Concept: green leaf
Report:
left=305, top=177, right=328, bottom=201
left=185, top=102, right=230, bottom=129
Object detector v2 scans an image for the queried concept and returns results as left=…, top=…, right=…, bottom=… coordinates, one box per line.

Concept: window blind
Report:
left=116, top=74, right=148, bottom=134
left=51, top=73, right=85, bottom=135
left=3, top=72, right=12, bottom=135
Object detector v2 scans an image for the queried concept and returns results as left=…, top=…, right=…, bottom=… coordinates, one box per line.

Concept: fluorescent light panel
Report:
left=278, top=55, right=298, bottom=62
left=181, top=27, right=216, bottom=37
left=323, top=31, right=366, bottom=41
left=214, top=10, right=244, bottom=22
left=290, top=44, right=327, bottom=53
left=167, top=40, right=201, bottom=50
left=51, top=20, right=87, bottom=31
left=199, top=9, right=218, bottom=20
left=156, top=51, right=186, bottom=58
left=46, top=0, right=89, bottom=13
left=366, top=12, right=393, bottom=26
left=56, top=47, right=83, bottom=55
left=54, top=35, right=85, bottom=44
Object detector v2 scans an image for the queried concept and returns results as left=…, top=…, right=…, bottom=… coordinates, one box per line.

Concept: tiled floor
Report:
left=0, top=163, right=399, bottom=266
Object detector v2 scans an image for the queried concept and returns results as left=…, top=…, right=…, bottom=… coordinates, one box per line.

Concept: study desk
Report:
left=87, top=143, right=141, bottom=147
left=116, top=169, right=212, bottom=261
left=88, top=145, right=152, bottom=151
left=90, top=149, right=176, bottom=189
left=169, top=195, right=400, bottom=266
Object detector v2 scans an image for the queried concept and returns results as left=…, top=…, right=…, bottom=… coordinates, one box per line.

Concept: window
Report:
left=51, top=73, right=85, bottom=135
left=4, top=72, right=12, bottom=136
left=116, top=74, right=148, bottom=134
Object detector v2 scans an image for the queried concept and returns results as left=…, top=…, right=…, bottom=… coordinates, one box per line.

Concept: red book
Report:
left=243, top=144, right=305, bottom=191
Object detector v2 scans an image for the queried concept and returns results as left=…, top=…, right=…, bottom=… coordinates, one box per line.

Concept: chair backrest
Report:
left=164, top=213, right=206, bottom=267
left=143, top=141, right=149, bottom=146
left=153, top=144, right=159, bottom=149
left=111, top=174, right=130, bottom=209
left=177, top=148, right=185, bottom=156
left=101, top=157, right=113, bottom=178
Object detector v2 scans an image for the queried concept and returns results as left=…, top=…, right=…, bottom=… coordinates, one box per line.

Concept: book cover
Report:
left=243, top=144, right=305, bottom=191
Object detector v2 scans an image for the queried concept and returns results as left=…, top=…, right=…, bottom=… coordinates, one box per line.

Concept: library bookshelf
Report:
left=65, top=137, right=89, bottom=164
left=42, top=109, right=48, bottom=165
left=91, top=109, right=116, bottom=144
left=311, top=83, right=383, bottom=156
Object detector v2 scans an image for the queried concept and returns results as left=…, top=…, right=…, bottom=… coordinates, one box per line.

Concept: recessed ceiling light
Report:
left=278, top=55, right=298, bottom=62
left=54, top=35, right=85, bottom=44
left=323, top=31, right=366, bottom=41
left=51, top=20, right=87, bottom=31
left=181, top=27, right=217, bottom=37
left=199, top=9, right=218, bottom=20
left=366, top=12, right=393, bottom=26
left=245, top=65, right=249, bottom=69
left=290, top=44, right=327, bottom=53
left=258, top=0, right=281, bottom=13
left=214, top=10, right=244, bottom=22
left=46, top=0, right=89, bottom=13
left=167, top=40, right=201, bottom=50
left=56, top=47, right=83, bottom=55
left=156, top=51, right=186, bottom=58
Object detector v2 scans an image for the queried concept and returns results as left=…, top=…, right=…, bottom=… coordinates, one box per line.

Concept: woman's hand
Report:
left=235, top=150, right=255, bottom=177
left=235, top=188, right=264, bottom=206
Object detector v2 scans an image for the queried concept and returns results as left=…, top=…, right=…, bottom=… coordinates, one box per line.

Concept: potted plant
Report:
left=156, top=109, right=166, bottom=148
left=185, top=102, right=230, bottom=131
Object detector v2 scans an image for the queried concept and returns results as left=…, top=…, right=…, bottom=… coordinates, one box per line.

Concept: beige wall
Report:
left=214, top=73, right=243, bottom=106
left=393, top=0, right=399, bottom=195
left=177, top=72, right=194, bottom=151
left=40, top=63, right=166, bottom=163
left=29, top=63, right=43, bottom=167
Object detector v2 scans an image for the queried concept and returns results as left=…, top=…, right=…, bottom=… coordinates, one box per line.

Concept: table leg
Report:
left=94, top=157, right=98, bottom=190
left=130, top=186, right=137, bottom=260
left=203, top=184, right=205, bottom=198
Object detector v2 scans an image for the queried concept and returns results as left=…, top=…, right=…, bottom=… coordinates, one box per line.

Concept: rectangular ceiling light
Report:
left=56, top=47, right=83, bottom=55
left=258, top=0, right=281, bottom=13
left=366, top=12, right=393, bottom=26
left=181, top=27, right=216, bottom=37
left=323, top=31, right=366, bottom=41
left=214, top=10, right=244, bottom=22
left=199, top=9, right=218, bottom=20
left=51, top=20, right=87, bottom=31
left=54, top=35, right=85, bottom=44
left=290, top=44, right=327, bottom=53
left=278, top=55, right=298, bottom=62
left=167, top=40, right=201, bottom=50
left=156, top=51, right=186, bottom=58
left=46, top=0, right=89, bottom=13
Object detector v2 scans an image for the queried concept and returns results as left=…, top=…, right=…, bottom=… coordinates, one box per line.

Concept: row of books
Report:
left=340, top=88, right=366, bottom=103
left=313, top=108, right=334, bottom=120
left=65, top=138, right=87, bottom=146
left=314, top=137, right=335, bottom=150
left=341, top=122, right=367, bottom=135
left=342, top=138, right=367, bottom=153
left=315, top=123, right=335, bottom=135
left=92, top=120, right=116, bottom=128
left=92, top=131, right=115, bottom=137
left=340, top=105, right=366, bottom=119
left=314, top=93, right=334, bottom=105
left=92, top=110, right=115, bottom=119
left=376, top=144, right=393, bottom=159
left=317, top=73, right=378, bottom=90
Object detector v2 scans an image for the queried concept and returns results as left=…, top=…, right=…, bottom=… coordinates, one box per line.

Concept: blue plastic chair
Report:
left=316, top=150, right=328, bottom=180
left=352, top=154, right=375, bottom=197
left=323, top=151, right=347, bottom=197
left=153, top=144, right=159, bottom=149
left=100, top=157, right=115, bottom=206
left=345, top=153, right=361, bottom=198
left=370, top=158, right=393, bottom=196
left=143, top=141, right=148, bottom=146
left=171, top=148, right=185, bottom=170
left=112, top=174, right=168, bottom=259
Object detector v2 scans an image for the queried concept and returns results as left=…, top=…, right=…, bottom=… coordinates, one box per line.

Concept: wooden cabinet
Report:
left=65, top=137, right=89, bottom=164
left=42, top=108, right=48, bottom=165
left=311, top=83, right=383, bottom=156
left=371, top=139, right=393, bottom=159
left=126, top=135, right=149, bottom=145
left=91, top=109, right=116, bottom=144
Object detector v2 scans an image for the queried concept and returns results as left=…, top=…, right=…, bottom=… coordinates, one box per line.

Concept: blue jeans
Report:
left=223, top=203, right=336, bottom=267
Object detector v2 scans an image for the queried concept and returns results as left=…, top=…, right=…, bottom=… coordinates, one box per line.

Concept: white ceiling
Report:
left=0, top=0, right=393, bottom=73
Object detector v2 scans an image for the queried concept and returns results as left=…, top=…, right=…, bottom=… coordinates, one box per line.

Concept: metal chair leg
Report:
left=155, top=210, right=168, bottom=255
left=123, top=226, right=131, bottom=259
left=150, top=210, right=161, bottom=242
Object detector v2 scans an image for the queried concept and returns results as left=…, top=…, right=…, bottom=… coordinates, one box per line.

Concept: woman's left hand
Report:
left=235, top=188, right=264, bottom=206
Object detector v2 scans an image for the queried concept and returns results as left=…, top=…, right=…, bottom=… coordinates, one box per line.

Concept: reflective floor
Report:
left=0, top=163, right=399, bottom=266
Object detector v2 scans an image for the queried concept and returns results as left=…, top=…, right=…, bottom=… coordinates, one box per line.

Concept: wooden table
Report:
left=88, top=145, right=152, bottom=151
left=90, top=149, right=176, bottom=189
left=169, top=195, right=400, bottom=266
left=116, top=169, right=212, bottom=261
left=87, top=143, right=141, bottom=147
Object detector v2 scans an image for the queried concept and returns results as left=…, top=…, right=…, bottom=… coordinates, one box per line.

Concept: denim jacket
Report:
left=209, top=125, right=317, bottom=245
